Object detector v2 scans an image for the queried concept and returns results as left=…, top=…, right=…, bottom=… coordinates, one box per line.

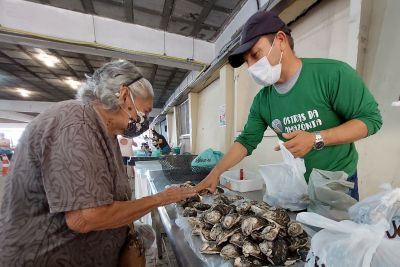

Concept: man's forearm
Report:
left=213, top=142, right=248, bottom=175
left=321, top=119, right=368, bottom=146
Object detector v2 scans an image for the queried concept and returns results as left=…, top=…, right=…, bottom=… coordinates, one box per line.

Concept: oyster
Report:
left=187, top=217, right=203, bottom=228
left=213, top=203, right=234, bottom=216
left=216, top=226, right=240, bottom=245
left=200, top=228, right=213, bottom=242
left=287, top=221, right=304, bottom=237
left=229, top=232, right=246, bottom=248
left=267, top=239, right=288, bottom=266
left=260, top=221, right=283, bottom=241
left=233, top=256, right=256, bottom=267
left=180, top=194, right=202, bottom=208
left=192, top=223, right=203, bottom=236
left=260, top=207, right=290, bottom=226
left=199, top=186, right=225, bottom=196
left=287, top=232, right=309, bottom=252
left=222, top=213, right=242, bottom=229
left=220, top=244, right=241, bottom=260
left=200, top=241, right=221, bottom=254
left=241, top=216, right=268, bottom=236
left=250, top=230, right=263, bottom=242
left=259, top=240, right=273, bottom=257
left=183, top=207, right=197, bottom=217
left=250, top=202, right=271, bottom=216
left=297, top=246, right=310, bottom=262
left=193, top=202, right=211, bottom=211
left=236, top=200, right=257, bottom=215
left=242, top=240, right=265, bottom=260
left=284, top=252, right=301, bottom=266
left=203, top=210, right=222, bottom=225
left=210, top=224, right=224, bottom=241
left=214, top=194, right=244, bottom=205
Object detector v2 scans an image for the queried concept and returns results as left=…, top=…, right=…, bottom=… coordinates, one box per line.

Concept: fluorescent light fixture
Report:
left=17, top=88, right=31, bottom=97
left=64, top=77, right=81, bottom=89
left=35, top=49, right=60, bottom=67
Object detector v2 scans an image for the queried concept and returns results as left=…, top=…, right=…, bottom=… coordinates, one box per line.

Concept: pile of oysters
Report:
left=178, top=181, right=309, bottom=266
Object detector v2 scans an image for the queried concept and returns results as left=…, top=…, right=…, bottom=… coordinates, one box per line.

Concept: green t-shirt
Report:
left=236, top=58, right=382, bottom=181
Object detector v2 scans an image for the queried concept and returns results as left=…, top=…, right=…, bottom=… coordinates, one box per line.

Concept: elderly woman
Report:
left=0, top=60, right=196, bottom=266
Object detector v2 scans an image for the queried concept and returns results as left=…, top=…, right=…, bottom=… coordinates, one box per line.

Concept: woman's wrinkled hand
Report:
left=155, top=186, right=197, bottom=206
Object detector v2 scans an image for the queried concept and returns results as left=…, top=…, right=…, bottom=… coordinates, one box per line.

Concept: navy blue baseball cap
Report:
left=228, top=11, right=291, bottom=68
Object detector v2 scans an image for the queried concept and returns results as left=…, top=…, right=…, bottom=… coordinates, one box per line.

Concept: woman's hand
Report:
left=155, top=186, right=197, bottom=206
left=195, top=170, right=220, bottom=193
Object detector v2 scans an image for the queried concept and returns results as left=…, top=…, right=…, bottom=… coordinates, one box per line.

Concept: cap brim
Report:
left=228, top=37, right=260, bottom=68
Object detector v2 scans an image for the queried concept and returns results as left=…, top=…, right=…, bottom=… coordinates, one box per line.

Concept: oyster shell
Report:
left=241, top=216, right=268, bottom=236
left=213, top=203, right=234, bottom=216
left=183, top=207, right=197, bottom=217
left=200, top=241, right=221, bottom=254
left=210, top=223, right=224, bottom=241
left=222, top=213, right=242, bottom=230
left=229, top=232, right=246, bottom=248
left=284, top=252, right=301, bottom=266
left=260, top=221, right=283, bottom=241
left=259, top=240, right=273, bottom=257
left=216, top=226, right=240, bottom=245
left=233, top=256, right=256, bottom=267
left=200, top=228, right=213, bottom=242
left=193, top=202, right=211, bottom=211
left=199, top=186, right=225, bottom=196
left=287, top=221, right=304, bottom=237
left=203, top=210, right=222, bottom=225
left=287, top=232, right=309, bottom=252
left=242, top=240, right=265, bottom=260
left=236, top=200, right=257, bottom=215
left=267, top=239, right=288, bottom=266
left=220, top=244, right=241, bottom=260
left=260, top=208, right=290, bottom=226
left=250, top=202, right=271, bottom=216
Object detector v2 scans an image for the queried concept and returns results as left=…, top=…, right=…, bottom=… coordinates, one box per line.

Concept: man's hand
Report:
left=274, top=131, right=315, bottom=158
left=195, top=170, right=220, bottom=193
left=155, top=186, right=197, bottom=206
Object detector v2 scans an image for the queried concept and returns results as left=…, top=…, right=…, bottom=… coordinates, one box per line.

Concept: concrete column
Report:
left=188, top=92, right=199, bottom=154
left=219, top=64, right=235, bottom=151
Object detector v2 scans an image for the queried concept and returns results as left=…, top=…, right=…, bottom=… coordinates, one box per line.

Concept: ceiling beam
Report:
left=17, top=45, right=80, bottom=84
left=80, top=54, right=95, bottom=74
left=81, top=0, right=96, bottom=14
left=186, top=0, right=231, bottom=13
left=0, top=100, right=54, bottom=113
left=0, top=63, right=61, bottom=102
left=124, top=0, right=134, bottom=23
left=161, top=0, right=175, bottom=31
left=150, top=65, right=158, bottom=85
left=47, top=48, right=81, bottom=80
left=39, top=0, right=50, bottom=4
left=0, top=111, right=35, bottom=123
left=190, top=0, right=217, bottom=37
left=156, top=68, right=178, bottom=107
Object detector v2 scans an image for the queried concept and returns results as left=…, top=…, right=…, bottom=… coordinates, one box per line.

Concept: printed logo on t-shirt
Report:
left=271, top=119, right=283, bottom=134
left=274, top=109, right=323, bottom=133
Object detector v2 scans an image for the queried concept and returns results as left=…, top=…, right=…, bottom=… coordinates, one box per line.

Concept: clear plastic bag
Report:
left=259, top=141, right=309, bottom=211
left=134, top=222, right=157, bottom=258
left=297, top=212, right=390, bottom=267
left=349, top=184, right=400, bottom=225
left=308, top=169, right=357, bottom=220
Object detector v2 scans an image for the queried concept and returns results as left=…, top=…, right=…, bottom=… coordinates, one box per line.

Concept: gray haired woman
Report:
left=0, top=60, right=196, bottom=266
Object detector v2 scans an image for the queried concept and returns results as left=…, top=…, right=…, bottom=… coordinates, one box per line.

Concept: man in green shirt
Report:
left=197, top=11, right=382, bottom=200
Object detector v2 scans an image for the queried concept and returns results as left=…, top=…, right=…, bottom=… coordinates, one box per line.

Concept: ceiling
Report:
left=0, top=41, right=189, bottom=108
left=25, top=0, right=247, bottom=41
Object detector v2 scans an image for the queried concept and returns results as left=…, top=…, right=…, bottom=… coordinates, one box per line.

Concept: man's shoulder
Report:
left=302, top=57, right=350, bottom=68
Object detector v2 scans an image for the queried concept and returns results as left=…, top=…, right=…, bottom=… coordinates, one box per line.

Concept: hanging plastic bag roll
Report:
left=259, top=140, right=309, bottom=211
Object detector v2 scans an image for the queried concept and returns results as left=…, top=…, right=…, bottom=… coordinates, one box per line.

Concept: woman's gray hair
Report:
left=77, top=60, right=154, bottom=111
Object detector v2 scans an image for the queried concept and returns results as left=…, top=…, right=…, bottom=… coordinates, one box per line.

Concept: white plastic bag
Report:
left=134, top=222, right=157, bottom=258
left=349, top=184, right=400, bottom=225
left=259, top=140, right=309, bottom=211
left=308, top=169, right=357, bottom=220
left=297, top=212, right=390, bottom=267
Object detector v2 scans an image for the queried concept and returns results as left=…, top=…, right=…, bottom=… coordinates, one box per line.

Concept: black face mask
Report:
left=122, top=113, right=150, bottom=138
left=121, top=90, right=150, bottom=138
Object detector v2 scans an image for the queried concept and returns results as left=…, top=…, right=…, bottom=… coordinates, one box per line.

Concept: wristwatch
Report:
left=313, top=131, right=325, bottom=150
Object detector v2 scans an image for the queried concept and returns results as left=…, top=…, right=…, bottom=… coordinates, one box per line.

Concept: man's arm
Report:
left=196, top=142, right=248, bottom=191
left=281, top=119, right=368, bottom=158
